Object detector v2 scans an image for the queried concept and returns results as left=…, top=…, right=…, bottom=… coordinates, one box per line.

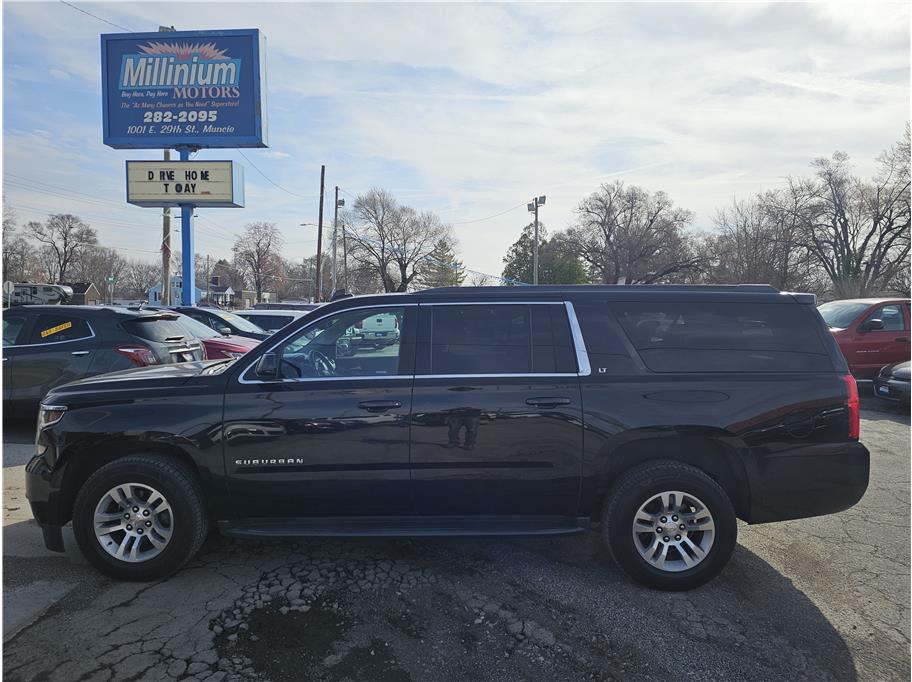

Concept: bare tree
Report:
left=468, top=272, right=495, bottom=287
left=774, top=129, right=911, bottom=297
left=26, top=214, right=97, bottom=283
left=707, top=193, right=815, bottom=290
left=69, top=247, right=128, bottom=302
left=348, top=189, right=449, bottom=292
left=122, top=259, right=160, bottom=300
left=565, top=181, right=702, bottom=284
left=232, top=222, right=285, bottom=302
left=2, top=205, right=41, bottom=282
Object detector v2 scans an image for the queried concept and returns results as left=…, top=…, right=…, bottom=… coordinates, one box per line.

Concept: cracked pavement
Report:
left=3, top=395, right=909, bottom=681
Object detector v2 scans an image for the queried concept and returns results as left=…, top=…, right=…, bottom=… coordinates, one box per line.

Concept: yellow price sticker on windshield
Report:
left=40, top=321, right=72, bottom=338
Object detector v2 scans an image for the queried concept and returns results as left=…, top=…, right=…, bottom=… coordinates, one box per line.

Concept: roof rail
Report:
left=420, top=284, right=781, bottom=294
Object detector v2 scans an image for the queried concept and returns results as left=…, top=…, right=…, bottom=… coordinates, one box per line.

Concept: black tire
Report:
left=72, top=454, right=208, bottom=581
left=602, top=460, right=737, bottom=591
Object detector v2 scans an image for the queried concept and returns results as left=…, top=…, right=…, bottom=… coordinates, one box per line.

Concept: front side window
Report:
left=27, top=314, right=92, bottom=344
left=865, top=304, right=905, bottom=332
left=277, top=307, right=407, bottom=379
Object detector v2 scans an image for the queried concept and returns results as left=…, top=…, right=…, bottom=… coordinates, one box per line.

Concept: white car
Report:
left=351, top=312, right=400, bottom=348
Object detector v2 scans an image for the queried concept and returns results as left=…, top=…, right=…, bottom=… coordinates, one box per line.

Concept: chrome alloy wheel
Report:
left=93, top=483, right=173, bottom=563
left=632, top=490, right=715, bottom=572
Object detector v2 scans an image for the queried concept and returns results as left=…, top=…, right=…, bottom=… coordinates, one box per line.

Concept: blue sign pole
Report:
left=177, top=146, right=196, bottom=305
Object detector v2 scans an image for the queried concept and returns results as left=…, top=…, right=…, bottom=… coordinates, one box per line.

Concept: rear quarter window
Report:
left=612, top=302, right=833, bottom=373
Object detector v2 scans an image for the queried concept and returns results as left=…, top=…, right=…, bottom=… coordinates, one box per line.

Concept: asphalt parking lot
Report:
left=2, top=394, right=909, bottom=682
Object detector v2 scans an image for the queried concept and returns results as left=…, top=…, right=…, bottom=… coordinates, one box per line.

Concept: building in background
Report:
left=58, top=282, right=101, bottom=305
left=148, top=277, right=204, bottom=306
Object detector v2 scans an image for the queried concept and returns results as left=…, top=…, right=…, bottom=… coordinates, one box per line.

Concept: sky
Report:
left=3, top=1, right=910, bottom=282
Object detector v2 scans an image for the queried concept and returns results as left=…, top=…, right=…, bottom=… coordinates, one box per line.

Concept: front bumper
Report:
left=25, top=452, right=66, bottom=552
left=873, top=377, right=911, bottom=403
left=747, top=441, right=870, bottom=524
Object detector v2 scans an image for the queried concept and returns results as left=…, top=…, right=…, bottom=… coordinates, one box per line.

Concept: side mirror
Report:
left=218, top=326, right=232, bottom=336
left=861, top=318, right=885, bottom=332
left=255, top=352, right=279, bottom=379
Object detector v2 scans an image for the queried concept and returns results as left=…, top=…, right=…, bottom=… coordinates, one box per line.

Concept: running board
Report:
left=219, top=515, right=590, bottom=539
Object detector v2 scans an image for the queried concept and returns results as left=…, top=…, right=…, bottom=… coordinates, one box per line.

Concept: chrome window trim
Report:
left=417, top=373, right=577, bottom=380
left=237, top=303, right=417, bottom=385
left=564, top=301, right=591, bottom=376
left=5, top=320, right=97, bottom=349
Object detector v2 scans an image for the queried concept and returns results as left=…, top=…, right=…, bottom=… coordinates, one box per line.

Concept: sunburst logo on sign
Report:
left=119, top=41, right=242, bottom=90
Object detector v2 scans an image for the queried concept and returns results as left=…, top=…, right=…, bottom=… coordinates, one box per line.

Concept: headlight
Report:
left=37, top=404, right=67, bottom=430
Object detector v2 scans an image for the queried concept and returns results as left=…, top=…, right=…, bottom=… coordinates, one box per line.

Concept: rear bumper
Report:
left=746, top=441, right=870, bottom=523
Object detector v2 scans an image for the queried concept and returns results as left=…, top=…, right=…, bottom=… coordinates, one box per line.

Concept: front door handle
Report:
left=358, top=400, right=402, bottom=412
left=71, top=350, right=90, bottom=356
left=526, top=397, right=572, bottom=408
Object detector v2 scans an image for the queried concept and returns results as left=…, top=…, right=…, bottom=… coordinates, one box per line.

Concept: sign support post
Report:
left=177, top=146, right=196, bottom=306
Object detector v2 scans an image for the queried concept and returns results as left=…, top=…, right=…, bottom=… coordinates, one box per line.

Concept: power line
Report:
left=58, top=1, right=135, bottom=32
left=236, top=150, right=319, bottom=199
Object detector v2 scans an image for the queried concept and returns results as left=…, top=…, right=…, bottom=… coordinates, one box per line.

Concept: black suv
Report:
left=3, top=305, right=204, bottom=417
left=26, top=286, right=869, bottom=590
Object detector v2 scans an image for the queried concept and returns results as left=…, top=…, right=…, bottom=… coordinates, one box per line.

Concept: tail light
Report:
left=115, top=345, right=158, bottom=367
left=842, top=374, right=860, bottom=440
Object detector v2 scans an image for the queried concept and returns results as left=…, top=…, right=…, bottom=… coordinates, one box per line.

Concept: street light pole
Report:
left=315, top=165, right=326, bottom=302
left=528, top=195, right=546, bottom=285
left=331, top=186, right=339, bottom=294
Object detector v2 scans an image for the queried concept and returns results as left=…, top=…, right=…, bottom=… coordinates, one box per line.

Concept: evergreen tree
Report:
left=502, top=223, right=587, bottom=285
left=418, top=238, right=466, bottom=288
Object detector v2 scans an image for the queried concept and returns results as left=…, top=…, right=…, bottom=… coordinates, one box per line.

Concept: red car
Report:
left=818, top=298, right=911, bottom=379
left=171, top=313, right=261, bottom=360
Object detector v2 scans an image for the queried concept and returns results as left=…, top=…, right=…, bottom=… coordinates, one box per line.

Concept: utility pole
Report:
left=162, top=149, right=172, bottom=305
left=527, top=195, right=546, bottom=285
left=205, top=254, right=211, bottom=304
left=315, top=165, right=326, bottom=302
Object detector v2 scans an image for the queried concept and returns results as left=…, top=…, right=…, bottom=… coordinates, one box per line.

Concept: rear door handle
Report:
left=71, top=350, right=90, bottom=356
left=526, top=397, right=572, bottom=408
left=358, top=400, right=402, bottom=412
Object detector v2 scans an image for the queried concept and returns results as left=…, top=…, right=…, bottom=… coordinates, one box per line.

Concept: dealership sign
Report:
left=101, top=29, right=267, bottom=148
left=126, top=160, right=244, bottom=207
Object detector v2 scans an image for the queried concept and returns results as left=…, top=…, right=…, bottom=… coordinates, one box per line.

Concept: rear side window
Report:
left=3, top=311, right=30, bottom=346
left=28, top=314, right=92, bottom=344
left=123, top=317, right=189, bottom=343
left=612, top=302, right=832, bottom=372
left=428, top=304, right=575, bottom=375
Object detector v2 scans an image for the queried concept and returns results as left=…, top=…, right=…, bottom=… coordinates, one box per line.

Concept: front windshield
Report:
left=214, top=310, right=267, bottom=334
left=817, top=302, right=869, bottom=329
left=174, top=314, right=221, bottom=339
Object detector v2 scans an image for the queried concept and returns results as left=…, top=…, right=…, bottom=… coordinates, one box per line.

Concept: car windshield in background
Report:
left=174, top=315, right=220, bottom=340
left=122, top=316, right=189, bottom=343
left=817, top=301, right=870, bottom=328
left=215, top=310, right=266, bottom=334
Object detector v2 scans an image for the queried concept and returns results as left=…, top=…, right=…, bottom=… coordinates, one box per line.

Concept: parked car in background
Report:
left=252, top=301, right=321, bottom=312
left=817, top=298, right=911, bottom=379
left=165, top=306, right=269, bottom=341
left=874, top=361, right=911, bottom=405
left=233, top=309, right=309, bottom=334
left=147, top=310, right=260, bottom=360
left=2, top=306, right=203, bottom=417
left=349, top=311, right=400, bottom=349
left=28, top=285, right=868, bottom=590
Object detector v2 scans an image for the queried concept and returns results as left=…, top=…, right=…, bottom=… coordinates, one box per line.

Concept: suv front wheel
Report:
left=72, top=454, right=208, bottom=581
left=602, top=460, right=737, bottom=590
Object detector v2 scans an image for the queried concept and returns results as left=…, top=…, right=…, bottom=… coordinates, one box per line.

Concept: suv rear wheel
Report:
left=72, top=454, right=208, bottom=581
left=602, top=460, right=737, bottom=590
